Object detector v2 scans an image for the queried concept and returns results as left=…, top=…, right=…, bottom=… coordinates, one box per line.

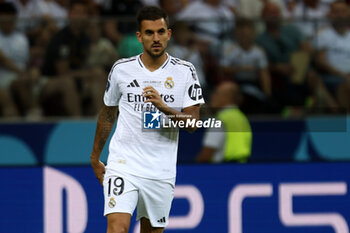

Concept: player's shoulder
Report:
left=169, top=56, right=194, bottom=69
left=111, top=55, right=139, bottom=70
left=169, top=55, right=198, bottom=80
left=107, top=55, right=139, bottom=82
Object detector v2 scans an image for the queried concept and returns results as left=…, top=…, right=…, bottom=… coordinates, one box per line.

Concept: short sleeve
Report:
left=104, top=64, right=121, bottom=106
left=182, top=64, right=205, bottom=108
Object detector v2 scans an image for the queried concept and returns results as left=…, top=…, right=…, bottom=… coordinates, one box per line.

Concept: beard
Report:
left=145, top=45, right=166, bottom=58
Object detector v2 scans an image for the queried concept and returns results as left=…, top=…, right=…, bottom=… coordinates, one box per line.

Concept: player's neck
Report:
left=140, top=53, right=168, bottom=72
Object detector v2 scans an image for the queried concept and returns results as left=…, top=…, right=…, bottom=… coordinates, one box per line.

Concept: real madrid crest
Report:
left=164, top=77, right=174, bottom=89
left=109, top=197, right=116, bottom=208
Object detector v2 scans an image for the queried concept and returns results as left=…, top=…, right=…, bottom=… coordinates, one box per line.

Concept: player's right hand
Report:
left=90, top=158, right=105, bottom=186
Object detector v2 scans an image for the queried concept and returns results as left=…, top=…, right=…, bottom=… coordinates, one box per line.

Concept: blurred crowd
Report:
left=0, top=0, right=350, bottom=120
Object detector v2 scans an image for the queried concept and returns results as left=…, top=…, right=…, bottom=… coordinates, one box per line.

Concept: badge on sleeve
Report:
left=188, top=84, right=203, bottom=101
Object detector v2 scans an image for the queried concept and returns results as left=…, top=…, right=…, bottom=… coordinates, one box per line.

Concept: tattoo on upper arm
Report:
left=100, top=106, right=118, bottom=124
left=106, top=107, right=118, bottom=123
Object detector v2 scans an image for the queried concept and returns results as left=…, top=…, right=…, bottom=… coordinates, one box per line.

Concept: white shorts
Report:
left=103, top=169, right=175, bottom=228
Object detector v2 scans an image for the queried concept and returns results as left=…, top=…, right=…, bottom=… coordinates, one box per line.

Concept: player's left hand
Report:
left=142, top=86, right=166, bottom=110
left=90, top=158, right=105, bottom=186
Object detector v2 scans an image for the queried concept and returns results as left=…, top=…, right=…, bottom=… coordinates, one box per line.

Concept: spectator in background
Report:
left=313, top=0, right=350, bottom=112
left=159, top=0, right=185, bottom=19
left=177, top=0, right=234, bottom=45
left=283, top=0, right=330, bottom=39
left=100, top=0, right=144, bottom=58
left=42, top=1, right=104, bottom=116
left=6, top=0, right=68, bottom=30
left=85, top=19, right=117, bottom=113
left=220, top=18, right=272, bottom=114
left=196, top=81, right=252, bottom=163
left=285, top=0, right=329, bottom=19
left=0, top=2, right=28, bottom=117
left=42, top=1, right=90, bottom=76
left=235, top=0, right=285, bottom=19
left=167, top=21, right=207, bottom=89
left=86, top=19, right=118, bottom=70
left=100, top=0, right=143, bottom=48
left=0, top=1, right=84, bottom=119
left=28, top=16, right=59, bottom=70
left=256, top=2, right=310, bottom=112
left=9, top=0, right=68, bottom=19
left=9, top=6, right=82, bottom=118
left=176, top=0, right=235, bottom=89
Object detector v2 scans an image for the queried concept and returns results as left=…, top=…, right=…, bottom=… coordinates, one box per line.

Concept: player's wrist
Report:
left=158, top=104, right=172, bottom=115
left=90, top=154, right=100, bottom=163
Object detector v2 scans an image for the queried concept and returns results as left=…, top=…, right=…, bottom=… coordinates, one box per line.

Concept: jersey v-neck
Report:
left=137, top=53, right=170, bottom=76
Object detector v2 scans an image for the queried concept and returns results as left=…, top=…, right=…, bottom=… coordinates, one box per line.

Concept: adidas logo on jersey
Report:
left=157, top=217, right=166, bottom=223
left=127, top=79, right=140, bottom=87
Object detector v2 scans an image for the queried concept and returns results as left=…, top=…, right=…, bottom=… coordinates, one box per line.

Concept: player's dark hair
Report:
left=136, top=6, right=169, bottom=31
left=0, top=2, right=17, bottom=15
left=235, top=17, right=254, bottom=29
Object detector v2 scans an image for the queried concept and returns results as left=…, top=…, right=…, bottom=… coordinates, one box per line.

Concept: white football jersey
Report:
left=104, top=53, right=205, bottom=179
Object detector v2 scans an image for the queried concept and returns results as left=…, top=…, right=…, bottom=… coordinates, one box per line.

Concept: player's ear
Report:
left=167, top=28, right=172, bottom=41
left=136, top=31, right=142, bottom=43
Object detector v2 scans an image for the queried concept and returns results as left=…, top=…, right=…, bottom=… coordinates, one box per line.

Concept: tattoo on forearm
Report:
left=92, top=106, right=118, bottom=155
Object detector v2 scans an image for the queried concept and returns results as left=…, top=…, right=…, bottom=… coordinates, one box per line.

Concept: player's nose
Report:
left=153, top=33, right=160, bottom=42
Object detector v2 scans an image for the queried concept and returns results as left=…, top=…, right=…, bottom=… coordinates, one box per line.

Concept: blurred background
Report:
left=1, top=0, right=350, bottom=232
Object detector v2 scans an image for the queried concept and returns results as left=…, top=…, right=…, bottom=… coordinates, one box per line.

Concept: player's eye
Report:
left=145, top=30, right=153, bottom=35
left=158, top=29, right=166, bottom=34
